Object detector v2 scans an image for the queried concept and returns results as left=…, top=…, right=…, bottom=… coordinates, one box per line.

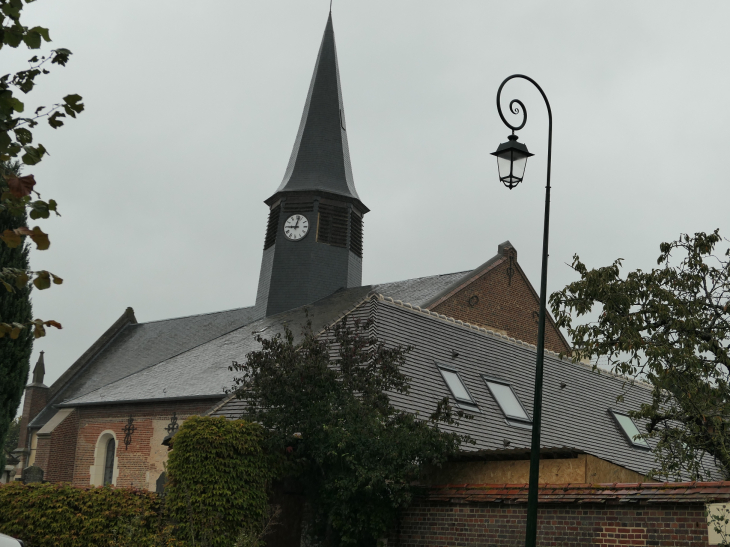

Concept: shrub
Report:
left=0, top=482, right=160, bottom=547
left=165, top=416, right=278, bottom=547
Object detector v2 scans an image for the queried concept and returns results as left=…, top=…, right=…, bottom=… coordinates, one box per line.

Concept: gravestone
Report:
left=22, top=465, right=44, bottom=484
left=156, top=471, right=166, bottom=495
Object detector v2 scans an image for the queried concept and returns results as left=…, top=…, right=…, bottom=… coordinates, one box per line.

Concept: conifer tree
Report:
left=0, top=161, right=33, bottom=472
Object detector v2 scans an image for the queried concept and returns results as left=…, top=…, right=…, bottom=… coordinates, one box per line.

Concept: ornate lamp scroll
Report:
left=122, top=415, right=136, bottom=450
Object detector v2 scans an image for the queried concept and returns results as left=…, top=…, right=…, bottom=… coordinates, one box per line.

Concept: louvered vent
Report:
left=317, top=204, right=348, bottom=247
left=349, top=211, right=363, bottom=258
left=283, top=199, right=314, bottom=212
left=263, top=205, right=280, bottom=250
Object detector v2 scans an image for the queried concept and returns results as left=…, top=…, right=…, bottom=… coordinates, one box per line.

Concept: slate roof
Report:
left=59, top=287, right=374, bottom=407
left=270, top=13, right=363, bottom=210
left=424, top=481, right=730, bottom=505
left=373, top=271, right=470, bottom=308
left=46, top=273, right=465, bottom=412
left=30, top=306, right=259, bottom=427
left=210, top=295, right=677, bottom=478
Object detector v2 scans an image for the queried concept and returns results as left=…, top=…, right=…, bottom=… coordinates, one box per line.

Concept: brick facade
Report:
left=392, top=501, right=709, bottom=547
left=34, top=399, right=219, bottom=490
left=44, top=409, right=80, bottom=483
left=428, top=244, right=570, bottom=355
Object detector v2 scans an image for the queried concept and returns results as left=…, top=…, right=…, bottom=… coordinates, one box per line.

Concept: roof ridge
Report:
left=372, top=294, right=653, bottom=389
left=139, top=305, right=255, bottom=325
left=373, top=270, right=471, bottom=288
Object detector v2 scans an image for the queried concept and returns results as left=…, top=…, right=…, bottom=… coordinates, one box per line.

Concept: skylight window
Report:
left=483, top=377, right=531, bottom=423
left=610, top=410, right=650, bottom=448
left=437, top=365, right=476, bottom=406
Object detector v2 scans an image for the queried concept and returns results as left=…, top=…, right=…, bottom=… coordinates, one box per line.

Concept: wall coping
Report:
left=424, top=481, right=730, bottom=505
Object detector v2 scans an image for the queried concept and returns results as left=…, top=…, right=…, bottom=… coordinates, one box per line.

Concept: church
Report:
left=15, top=13, right=663, bottom=493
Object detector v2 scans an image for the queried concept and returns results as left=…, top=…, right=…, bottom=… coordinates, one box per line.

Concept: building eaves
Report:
left=424, top=481, right=730, bottom=505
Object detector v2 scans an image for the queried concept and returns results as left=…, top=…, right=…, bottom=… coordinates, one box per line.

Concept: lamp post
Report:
left=491, top=74, right=552, bottom=547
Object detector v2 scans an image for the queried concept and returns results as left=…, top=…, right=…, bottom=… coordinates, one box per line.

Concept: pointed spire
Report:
left=32, top=351, right=45, bottom=385
left=270, top=13, right=365, bottom=210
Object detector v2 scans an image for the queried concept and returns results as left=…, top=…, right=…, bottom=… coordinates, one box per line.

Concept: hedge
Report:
left=0, top=482, right=162, bottom=547
left=0, top=418, right=277, bottom=547
left=165, top=416, right=279, bottom=547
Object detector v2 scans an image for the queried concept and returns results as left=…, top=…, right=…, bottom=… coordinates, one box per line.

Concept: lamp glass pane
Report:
left=440, top=369, right=473, bottom=403
left=486, top=381, right=530, bottom=421
left=497, top=155, right=513, bottom=182
left=511, top=155, right=528, bottom=181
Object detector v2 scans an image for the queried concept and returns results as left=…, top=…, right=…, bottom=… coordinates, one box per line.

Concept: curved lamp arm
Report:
left=495, top=74, right=553, bottom=547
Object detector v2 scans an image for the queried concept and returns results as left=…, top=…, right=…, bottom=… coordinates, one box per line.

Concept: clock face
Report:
left=283, top=214, right=309, bottom=241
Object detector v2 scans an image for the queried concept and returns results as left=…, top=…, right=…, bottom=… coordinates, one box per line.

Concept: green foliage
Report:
left=0, top=482, right=161, bottom=547
left=0, top=160, right=31, bottom=473
left=230, top=317, right=469, bottom=547
left=0, top=0, right=82, bottom=340
left=0, top=0, right=84, bottom=166
left=2, top=416, right=19, bottom=453
left=165, top=416, right=278, bottom=547
left=708, top=503, right=730, bottom=546
left=550, top=230, right=730, bottom=481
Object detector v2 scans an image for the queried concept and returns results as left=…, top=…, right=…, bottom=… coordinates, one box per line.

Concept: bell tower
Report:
left=254, top=13, right=368, bottom=318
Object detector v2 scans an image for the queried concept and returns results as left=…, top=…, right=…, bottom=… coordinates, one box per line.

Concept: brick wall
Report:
left=392, top=501, right=710, bottom=547
left=430, top=247, right=570, bottom=355
left=71, top=400, right=217, bottom=489
left=34, top=399, right=219, bottom=489
left=45, top=410, right=79, bottom=483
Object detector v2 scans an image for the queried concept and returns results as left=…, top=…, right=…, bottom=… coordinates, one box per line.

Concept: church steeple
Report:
left=255, top=14, right=367, bottom=318
left=31, top=351, right=46, bottom=385
left=266, top=13, right=365, bottom=211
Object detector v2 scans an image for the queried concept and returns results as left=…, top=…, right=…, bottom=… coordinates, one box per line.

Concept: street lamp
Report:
left=491, top=134, right=533, bottom=189
left=493, top=74, right=553, bottom=547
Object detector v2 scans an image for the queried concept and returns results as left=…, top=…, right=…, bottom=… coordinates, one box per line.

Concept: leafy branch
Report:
left=550, top=230, right=730, bottom=480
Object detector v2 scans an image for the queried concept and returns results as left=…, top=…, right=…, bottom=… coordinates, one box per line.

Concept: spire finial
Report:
left=329, top=0, right=332, bottom=13
left=32, top=351, right=46, bottom=385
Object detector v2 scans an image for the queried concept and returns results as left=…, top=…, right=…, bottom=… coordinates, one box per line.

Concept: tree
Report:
left=230, top=317, right=470, bottom=547
left=3, top=416, right=20, bottom=454
left=1, top=0, right=83, bottom=338
left=550, top=230, right=730, bottom=481
left=0, top=160, right=33, bottom=473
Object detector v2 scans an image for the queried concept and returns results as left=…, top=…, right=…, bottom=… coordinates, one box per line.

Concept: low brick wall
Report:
left=391, top=482, right=730, bottom=547
left=394, top=502, right=708, bottom=546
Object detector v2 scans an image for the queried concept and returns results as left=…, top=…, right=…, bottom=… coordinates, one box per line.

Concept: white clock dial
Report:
left=283, top=214, right=309, bottom=241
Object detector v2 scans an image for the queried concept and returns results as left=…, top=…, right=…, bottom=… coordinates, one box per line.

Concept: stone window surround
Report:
left=90, top=430, right=119, bottom=486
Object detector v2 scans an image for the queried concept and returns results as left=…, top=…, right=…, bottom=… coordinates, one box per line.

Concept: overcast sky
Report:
left=7, top=1, right=730, bottom=391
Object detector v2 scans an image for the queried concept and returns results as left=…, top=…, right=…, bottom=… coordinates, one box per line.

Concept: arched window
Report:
left=103, top=437, right=115, bottom=485
left=91, top=431, right=118, bottom=486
